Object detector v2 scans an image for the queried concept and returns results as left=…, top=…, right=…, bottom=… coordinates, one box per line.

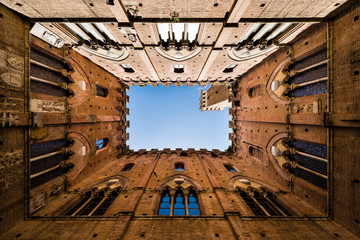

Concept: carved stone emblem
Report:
left=0, top=150, right=23, bottom=169
left=7, top=57, right=24, bottom=70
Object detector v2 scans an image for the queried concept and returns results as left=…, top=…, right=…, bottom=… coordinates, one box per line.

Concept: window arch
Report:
left=65, top=189, right=119, bottom=216
left=224, top=164, right=236, bottom=172
left=96, top=138, right=108, bottom=150
left=175, top=162, right=185, bottom=171
left=158, top=188, right=200, bottom=216
left=270, top=137, right=327, bottom=190
left=238, top=188, right=294, bottom=216
left=121, top=163, right=134, bottom=171
left=30, top=138, right=74, bottom=189
left=96, top=84, right=108, bottom=98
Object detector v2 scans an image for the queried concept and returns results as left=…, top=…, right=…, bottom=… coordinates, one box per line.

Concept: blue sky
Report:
left=127, top=85, right=231, bottom=151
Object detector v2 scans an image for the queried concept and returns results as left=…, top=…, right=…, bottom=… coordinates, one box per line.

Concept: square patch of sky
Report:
left=127, top=85, right=232, bottom=151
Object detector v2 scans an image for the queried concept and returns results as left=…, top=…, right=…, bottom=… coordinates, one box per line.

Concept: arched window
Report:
left=248, top=85, right=260, bottom=98
left=158, top=189, right=171, bottom=215
left=175, top=162, right=185, bottom=171
left=158, top=188, right=200, bottom=216
left=239, top=189, right=294, bottom=216
left=65, top=189, right=119, bottom=216
left=96, top=138, right=108, bottom=150
left=122, top=163, right=134, bottom=171
left=96, top=84, right=108, bottom=98
left=30, top=138, right=74, bottom=189
left=285, top=139, right=327, bottom=190
left=224, top=164, right=236, bottom=172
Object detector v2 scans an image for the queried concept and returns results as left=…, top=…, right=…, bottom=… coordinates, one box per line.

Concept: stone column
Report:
left=183, top=189, right=189, bottom=216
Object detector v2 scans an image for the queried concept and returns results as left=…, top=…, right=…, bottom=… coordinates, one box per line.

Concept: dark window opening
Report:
left=174, top=64, right=184, bottom=73
left=175, top=162, right=185, bottom=171
left=180, top=152, right=188, bottom=157
left=121, top=64, right=135, bottom=73
left=65, top=189, right=118, bottom=216
left=249, top=146, right=263, bottom=161
left=248, top=85, right=261, bottom=98
left=224, top=164, right=236, bottom=172
left=223, top=64, right=237, bottom=73
left=96, top=84, right=108, bottom=98
left=122, top=163, right=134, bottom=171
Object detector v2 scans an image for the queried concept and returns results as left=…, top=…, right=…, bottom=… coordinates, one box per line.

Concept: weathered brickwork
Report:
left=0, top=1, right=360, bottom=239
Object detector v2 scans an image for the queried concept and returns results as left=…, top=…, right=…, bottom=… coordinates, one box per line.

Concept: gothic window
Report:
left=285, top=139, right=327, bottom=190
left=96, top=84, right=108, bottom=98
left=224, top=164, right=236, bottom=172
left=120, top=63, right=135, bottom=73
left=158, top=188, right=200, bottom=216
left=188, top=191, right=200, bottom=216
left=285, top=49, right=328, bottom=98
left=65, top=189, right=119, bottom=216
left=30, top=139, right=74, bottom=189
left=173, top=190, right=186, bottom=215
left=158, top=189, right=171, bottom=215
left=121, top=163, right=134, bottom=171
left=239, top=189, right=294, bottom=216
left=96, top=138, right=108, bottom=150
left=175, top=162, right=185, bottom=171
left=223, top=63, right=238, bottom=73
left=30, top=48, right=73, bottom=97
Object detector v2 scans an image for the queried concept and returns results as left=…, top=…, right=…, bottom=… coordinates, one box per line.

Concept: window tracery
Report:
left=271, top=138, right=328, bottom=190
left=158, top=187, right=200, bottom=216
left=235, top=179, right=295, bottom=216
left=64, top=178, right=123, bottom=216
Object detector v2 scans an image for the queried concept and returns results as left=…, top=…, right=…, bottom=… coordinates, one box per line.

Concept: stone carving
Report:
left=122, top=1, right=140, bottom=17
left=0, top=71, right=22, bottom=87
left=30, top=99, right=65, bottom=113
left=7, top=56, right=24, bottom=70
left=1, top=112, right=15, bottom=127
left=0, top=150, right=23, bottom=169
left=29, top=192, right=46, bottom=214
left=0, top=50, right=24, bottom=88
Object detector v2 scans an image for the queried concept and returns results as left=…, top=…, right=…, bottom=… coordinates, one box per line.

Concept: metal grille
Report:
left=291, top=154, right=327, bottom=175
left=289, top=81, right=327, bottom=98
left=289, top=140, right=327, bottom=158
left=291, top=64, right=327, bottom=84
left=30, top=138, right=68, bottom=158
left=292, top=49, right=327, bottom=70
